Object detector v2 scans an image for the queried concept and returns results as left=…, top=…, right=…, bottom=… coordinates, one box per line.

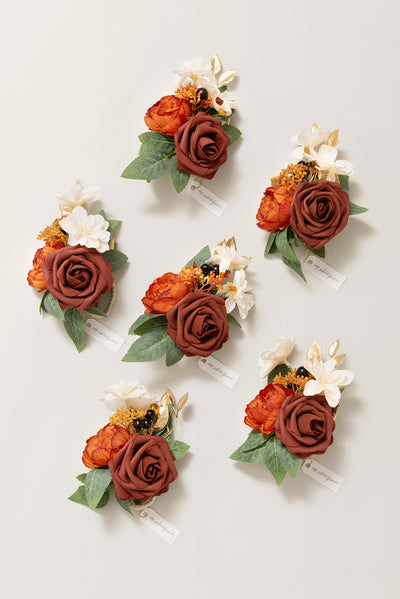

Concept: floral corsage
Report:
left=27, top=181, right=128, bottom=351
left=257, top=124, right=368, bottom=280
left=230, top=336, right=353, bottom=485
left=121, top=55, right=241, bottom=193
left=69, top=382, right=189, bottom=513
left=123, top=238, right=254, bottom=366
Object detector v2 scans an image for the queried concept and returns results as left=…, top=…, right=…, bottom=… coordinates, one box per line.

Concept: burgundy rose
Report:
left=289, top=180, right=350, bottom=249
left=42, top=245, right=113, bottom=309
left=275, top=393, right=335, bottom=459
left=167, top=290, right=229, bottom=357
left=108, top=434, right=178, bottom=502
left=174, top=112, right=230, bottom=179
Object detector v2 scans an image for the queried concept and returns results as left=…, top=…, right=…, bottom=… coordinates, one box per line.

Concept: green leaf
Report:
left=121, top=152, right=169, bottom=181
left=102, top=249, right=128, bottom=271
left=278, top=443, right=301, bottom=478
left=349, top=202, right=368, bottom=215
left=68, top=486, right=88, bottom=506
left=268, top=363, right=290, bottom=384
left=227, top=313, right=242, bottom=328
left=281, top=255, right=306, bottom=282
left=43, top=292, right=65, bottom=320
left=307, top=245, right=326, bottom=258
left=138, top=131, right=175, bottom=155
left=263, top=435, right=287, bottom=485
left=223, top=124, right=242, bottom=145
left=264, top=232, right=278, bottom=257
left=230, top=429, right=270, bottom=463
left=122, top=331, right=169, bottom=362
left=133, top=314, right=168, bottom=336
left=218, top=85, right=227, bottom=93
left=98, top=210, right=121, bottom=233
left=85, top=468, right=112, bottom=510
left=85, top=306, right=109, bottom=317
left=128, top=313, right=167, bottom=335
left=167, top=439, right=190, bottom=460
left=39, top=291, right=49, bottom=314
left=63, top=308, right=85, bottom=352
left=165, top=335, right=184, bottom=366
left=169, top=154, right=190, bottom=193
left=276, top=228, right=300, bottom=265
left=76, top=473, right=87, bottom=483
left=185, top=245, right=211, bottom=267
left=292, top=230, right=302, bottom=248
left=338, top=174, right=349, bottom=192
left=115, top=494, right=132, bottom=514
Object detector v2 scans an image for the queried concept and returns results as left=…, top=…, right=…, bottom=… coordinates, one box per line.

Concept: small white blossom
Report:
left=291, top=124, right=328, bottom=148
left=303, top=358, right=354, bottom=407
left=211, top=245, right=251, bottom=273
left=258, top=335, right=296, bottom=379
left=61, top=206, right=110, bottom=253
left=57, top=180, right=101, bottom=214
left=100, top=381, right=155, bottom=410
left=221, top=269, right=254, bottom=319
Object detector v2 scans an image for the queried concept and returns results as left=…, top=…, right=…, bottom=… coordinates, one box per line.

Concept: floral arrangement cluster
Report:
left=121, top=55, right=241, bottom=193
left=27, top=181, right=128, bottom=351
left=123, top=238, right=254, bottom=366
left=257, top=124, right=368, bottom=280
left=230, top=336, right=353, bottom=485
left=69, top=382, right=189, bottom=512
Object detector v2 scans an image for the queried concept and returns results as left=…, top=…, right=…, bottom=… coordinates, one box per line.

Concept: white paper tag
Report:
left=198, top=355, right=240, bottom=389
left=186, top=177, right=228, bottom=216
left=84, top=318, right=125, bottom=352
left=137, top=508, right=180, bottom=544
left=302, top=458, right=344, bottom=492
left=302, top=254, right=346, bottom=290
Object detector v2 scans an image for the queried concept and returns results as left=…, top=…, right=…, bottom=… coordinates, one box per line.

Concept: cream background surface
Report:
left=1, top=1, right=399, bottom=598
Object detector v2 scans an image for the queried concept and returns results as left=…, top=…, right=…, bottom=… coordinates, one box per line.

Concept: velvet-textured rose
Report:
left=244, top=383, right=294, bottom=435
left=256, top=186, right=292, bottom=232
left=82, top=424, right=130, bottom=469
left=275, top=393, right=335, bottom=459
left=142, top=272, right=191, bottom=314
left=167, top=290, right=229, bottom=357
left=174, top=112, right=230, bottom=180
left=108, top=434, right=178, bottom=502
left=41, top=245, right=113, bottom=309
left=144, top=95, right=191, bottom=136
left=27, top=246, right=57, bottom=292
left=289, top=180, right=350, bottom=249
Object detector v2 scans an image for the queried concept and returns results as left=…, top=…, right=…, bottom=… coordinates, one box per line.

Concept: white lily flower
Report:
left=221, top=269, right=254, bottom=319
left=258, top=335, right=296, bottom=379
left=57, top=180, right=101, bottom=214
left=174, top=57, right=214, bottom=87
left=303, top=358, right=354, bottom=408
left=309, top=145, right=354, bottom=179
left=61, top=206, right=110, bottom=253
left=211, top=245, right=250, bottom=272
left=196, top=77, right=236, bottom=116
left=100, top=381, right=156, bottom=410
left=290, top=124, right=327, bottom=148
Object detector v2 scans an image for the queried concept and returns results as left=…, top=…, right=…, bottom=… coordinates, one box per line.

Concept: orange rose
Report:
left=27, top=246, right=57, bottom=292
left=82, top=424, right=130, bottom=469
left=244, top=383, right=294, bottom=435
left=144, top=95, right=191, bottom=136
left=256, top=186, right=292, bottom=232
left=142, top=272, right=191, bottom=314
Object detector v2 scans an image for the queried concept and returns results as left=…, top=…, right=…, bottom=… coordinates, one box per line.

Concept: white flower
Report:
left=211, top=245, right=251, bottom=272
left=100, top=381, right=155, bottom=410
left=61, top=206, right=110, bottom=252
left=195, top=76, right=236, bottom=116
left=221, top=269, right=254, bottom=319
left=291, top=124, right=327, bottom=149
left=258, top=335, right=296, bottom=379
left=57, top=180, right=101, bottom=214
left=303, top=358, right=354, bottom=408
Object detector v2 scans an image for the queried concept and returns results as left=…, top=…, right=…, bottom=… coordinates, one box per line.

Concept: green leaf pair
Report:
left=167, top=439, right=190, bottom=460
left=69, top=468, right=112, bottom=510
left=123, top=314, right=183, bottom=366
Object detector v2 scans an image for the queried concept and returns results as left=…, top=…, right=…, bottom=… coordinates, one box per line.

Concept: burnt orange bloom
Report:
left=82, top=424, right=130, bottom=469
left=142, top=272, right=191, bottom=314
left=256, top=186, right=292, bottom=232
left=27, top=246, right=57, bottom=292
left=244, top=383, right=294, bottom=435
left=144, top=95, right=191, bottom=136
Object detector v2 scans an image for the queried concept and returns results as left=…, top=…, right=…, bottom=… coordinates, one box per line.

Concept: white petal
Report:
left=331, top=160, right=354, bottom=176
left=315, top=145, right=337, bottom=170
left=303, top=379, right=324, bottom=396
left=323, top=384, right=341, bottom=407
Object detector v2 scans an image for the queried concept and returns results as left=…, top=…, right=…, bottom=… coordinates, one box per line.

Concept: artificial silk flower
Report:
left=306, top=145, right=354, bottom=181
left=173, top=57, right=214, bottom=87
left=258, top=335, right=296, bottom=379
left=100, top=380, right=155, bottom=410
left=57, top=180, right=101, bottom=215
left=211, top=245, right=250, bottom=272
left=62, top=206, right=110, bottom=253
left=290, top=124, right=327, bottom=149
left=221, top=269, right=254, bottom=319
left=303, top=358, right=354, bottom=408
left=195, top=76, right=236, bottom=116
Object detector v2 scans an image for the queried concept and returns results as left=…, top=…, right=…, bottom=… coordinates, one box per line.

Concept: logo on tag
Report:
left=186, top=177, right=228, bottom=217
left=302, top=458, right=344, bottom=492
left=198, top=355, right=240, bottom=389
left=84, top=318, right=125, bottom=352
left=137, top=508, right=180, bottom=544
left=302, top=252, right=346, bottom=290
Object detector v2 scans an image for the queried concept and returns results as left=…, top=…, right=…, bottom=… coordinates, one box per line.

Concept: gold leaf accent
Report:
left=218, top=70, right=236, bottom=87
left=328, top=339, right=341, bottom=358
left=177, top=392, right=189, bottom=413
left=159, top=390, right=172, bottom=407
left=326, top=129, right=340, bottom=147
left=210, top=54, right=222, bottom=75
left=306, top=340, right=322, bottom=366
left=335, top=353, right=346, bottom=367
left=215, top=237, right=237, bottom=251
left=153, top=405, right=169, bottom=432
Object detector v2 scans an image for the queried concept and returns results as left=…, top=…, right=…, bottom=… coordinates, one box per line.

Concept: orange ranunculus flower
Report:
left=256, top=186, right=293, bottom=232
left=142, top=272, right=191, bottom=314
left=27, top=246, right=58, bottom=292
left=244, top=383, right=294, bottom=435
left=82, top=424, right=130, bottom=469
left=144, top=95, right=191, bottom=136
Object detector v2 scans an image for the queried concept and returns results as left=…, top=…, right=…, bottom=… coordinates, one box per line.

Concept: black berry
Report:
left=146, top=409, right=156, bottom=420
left=296, top=366, right=309, bottom=377
left=201, top=263, right=211, bottom=274
left=142, top=418, right=152, bottom=429
left=133, top=419, right=143, bottom=430
left=287, top=383, right=293, bottom=389
left=198, top=87, right=208, bottom=100
left=211, top=265, right=220, bottom=275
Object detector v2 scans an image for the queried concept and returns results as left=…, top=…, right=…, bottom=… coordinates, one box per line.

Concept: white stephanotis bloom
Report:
left=221, top=269, right=254, bottom=319
left=291, top=123, right=328, bottom=149
left=303, top=358, right=354, bottom=408
left=258, top=335, right=296, bottom=379
left=100, top=381, right=156, bottom=410
left=61, top=206, right=110, bottom=252
left=57, top=180, right=101, bottom=214
left=211, top=245, right=251, bottom=273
